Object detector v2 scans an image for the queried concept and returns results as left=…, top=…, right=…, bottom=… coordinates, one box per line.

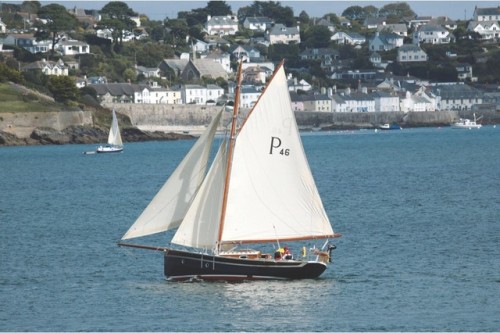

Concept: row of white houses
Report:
left=88, top=80, right=484, bottom=113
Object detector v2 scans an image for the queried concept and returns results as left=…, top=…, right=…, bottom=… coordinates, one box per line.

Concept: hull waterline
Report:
left=164, top=248, right=328, bottom=281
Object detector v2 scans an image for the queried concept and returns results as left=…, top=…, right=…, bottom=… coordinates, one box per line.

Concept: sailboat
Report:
left=96, top=109, right=123, bottom=153
left=119, top=60, right=341, bottom=281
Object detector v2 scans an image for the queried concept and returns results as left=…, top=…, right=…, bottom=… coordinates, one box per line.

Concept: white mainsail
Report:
left=221, top=64, right=335, bottom=244
left=108, top=110, right=123, bottom=146
left=121, top=110, right=223, bottom=240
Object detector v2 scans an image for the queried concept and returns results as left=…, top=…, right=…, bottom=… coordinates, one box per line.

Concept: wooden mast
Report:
left=217, top=60, right=243, bottom=251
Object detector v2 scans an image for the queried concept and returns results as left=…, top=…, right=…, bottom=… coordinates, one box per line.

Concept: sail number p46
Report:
left=269, top=136, right=290, bottom=156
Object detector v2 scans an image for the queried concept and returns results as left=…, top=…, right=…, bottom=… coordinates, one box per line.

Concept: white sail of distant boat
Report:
left=97, top=109, right=123, bottom=153
left=119, top=60, right=341, bottom=281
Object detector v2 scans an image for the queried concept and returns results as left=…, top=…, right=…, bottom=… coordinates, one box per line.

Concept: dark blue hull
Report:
left=164, top=248, right=327, bottom=281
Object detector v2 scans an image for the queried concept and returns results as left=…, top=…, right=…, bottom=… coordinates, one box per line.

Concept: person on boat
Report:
left=274, top=247, right=285, bottom=259
left=283, top=246, right=293, bottom=260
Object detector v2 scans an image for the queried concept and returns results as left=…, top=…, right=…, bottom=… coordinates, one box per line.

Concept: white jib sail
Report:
left=222, top=65, right=334, bottom=244
left=121, top=110, right=223, bottom=240
left=171, top=141, right=227, bottom=249
left=109, top=110, right=123, bottom=146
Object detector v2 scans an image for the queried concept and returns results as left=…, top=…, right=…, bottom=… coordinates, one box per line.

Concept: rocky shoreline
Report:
left=0, top=125, right=194, bottom=146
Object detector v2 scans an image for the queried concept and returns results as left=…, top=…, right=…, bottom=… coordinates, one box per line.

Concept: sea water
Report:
left=1, top=127, right=499, bottom=331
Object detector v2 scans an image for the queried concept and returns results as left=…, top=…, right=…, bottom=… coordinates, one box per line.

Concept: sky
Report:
left=9, top=1, right=500, bottom=21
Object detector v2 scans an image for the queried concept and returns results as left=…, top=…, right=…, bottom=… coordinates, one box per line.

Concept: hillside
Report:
left=0, top=82, right=193, bottom=146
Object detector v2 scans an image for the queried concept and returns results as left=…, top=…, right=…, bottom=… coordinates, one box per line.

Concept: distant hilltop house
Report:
left=56, top=40, right=90, bottom=56
left=413, top=25, right=453, bottom=44
left=230, top=45, right=261, bottom=62
left=22, top=59, right=68, bottom=76
left=467, top=21, right=500, bottom=40
left=473, top=6, right=500, bottom=21
left=267, top=24, right=300, bottom=45
left=206, top=15, right=238, bottom=36
left=369, top=32, right=403, bottom=51
left=377, top=24, right=408, bottom=37
left=135, top=65, right=160, bottom=78
left=331, top=31, right=366, bottom=45
left=243, top=17, right=274, bottom=32
left=397, top=44, right=428, bottom=63
left=2, top=33, right=51, bottom=53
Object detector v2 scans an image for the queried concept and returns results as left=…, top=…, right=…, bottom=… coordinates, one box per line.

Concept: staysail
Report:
left=121, top=110, right=223, bottom=240
left=108, top=110, right=123, bottom=146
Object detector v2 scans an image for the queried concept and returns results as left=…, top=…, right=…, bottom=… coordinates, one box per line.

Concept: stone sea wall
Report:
left=108, top=103, right=500, bottom=131
left=0, top=111, right=93, bottom=138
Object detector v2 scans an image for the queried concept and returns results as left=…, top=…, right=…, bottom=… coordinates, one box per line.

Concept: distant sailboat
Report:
left=97, top=109, right=123, bottom=153
left=119, top=60, right=341, bottom=281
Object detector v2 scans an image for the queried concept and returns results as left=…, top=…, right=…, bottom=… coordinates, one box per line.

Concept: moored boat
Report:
left=451, top=114, right=482, bottom=129
left=96, top=109, right=123, bottom=153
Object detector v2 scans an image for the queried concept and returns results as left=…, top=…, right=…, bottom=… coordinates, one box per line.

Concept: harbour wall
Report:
left=109, top=103, right=500, bottom=132
left=0, top=111, right=93, bottom=138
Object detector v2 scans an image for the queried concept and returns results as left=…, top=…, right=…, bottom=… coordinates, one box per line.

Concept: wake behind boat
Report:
left=118, top=60, right=341, bottom=281
left=96, top=109, right=123, bottom=153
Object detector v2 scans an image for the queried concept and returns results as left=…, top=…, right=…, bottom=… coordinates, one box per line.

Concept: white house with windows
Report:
left=397, top=44, right=428, bottom=62
left=240, top=85, right=262, bottom=109
left=243, top=17, right=273, bottom=32
left=473, top=6, right=500, bottom=21
left=332, top=92, right=375, bottom=112
left=206, top=84, right=224, bottom=104
left=22, top=59, right=68, bottom=76
left=400, top=91, right=435, bottom=112
left=377, top=23, right=408, bottom=37
left=2, top=33, right=51, bottom=53
left=268, top=24, right=300, bottom=44
left=370, top=91, right=400, bottom=112
left=413, top=24, right=452, bottom=44
left=181, top=84, right=224, bottom=105
left=467, top=21, right=500, bottom=40
left=369, top=32, right=403, bottom=51
left=56, top=40, right=90, bottom=55
left=331, top=31, right=366, bottom=45
left=428, top=83, right=483, bottom=111
left=206, top=15, right=238, bottom=36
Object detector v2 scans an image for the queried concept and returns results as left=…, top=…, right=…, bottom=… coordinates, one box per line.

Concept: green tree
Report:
left=301, top=25, right=332, bottom=49
left=48, top=76, right=79, bottom=103
left=165, top=18, right=189, bottom=48
left=363, top=5, right=379, bottom=18
left=268, top=44, right=300, bottom=62
left=298, top=10, right=310, bottom=25
left=379, top=2, right=416, bottom=22
left=37, top=4, right=79, bottom=55
left=206, top=1, right=232, bottom=16
left=0, top=62, right=24, bottom=84
left=238, top=1, right=295, bottom=26
left=20, top=1, right=41, bottom=14
left=342, top=6, right=365, bottom=21
left=99, top=1, right=137, bottom=45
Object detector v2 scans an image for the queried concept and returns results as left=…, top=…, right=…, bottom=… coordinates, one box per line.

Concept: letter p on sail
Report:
left=269, top=136, right=281, bottom=154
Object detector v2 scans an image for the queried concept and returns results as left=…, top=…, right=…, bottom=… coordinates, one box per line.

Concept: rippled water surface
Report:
left=1, top=127, right=499, bottom=331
